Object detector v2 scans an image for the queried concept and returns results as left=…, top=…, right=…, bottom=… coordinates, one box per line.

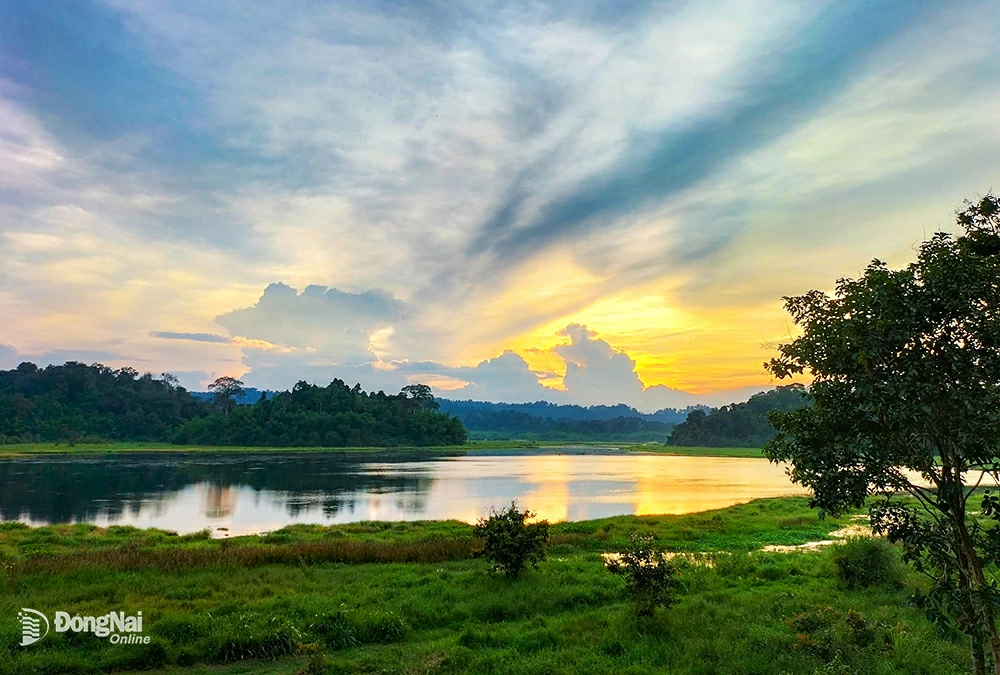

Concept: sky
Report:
left=1, top=0, right=998, bottom=411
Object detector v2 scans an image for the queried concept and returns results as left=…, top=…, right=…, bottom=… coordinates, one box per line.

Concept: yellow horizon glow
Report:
left=499, top=285, right=795, bottom=395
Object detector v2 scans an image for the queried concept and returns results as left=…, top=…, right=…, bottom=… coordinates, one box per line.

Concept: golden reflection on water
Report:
left=3, top=452, right=814, bottom=535
left=403, top=454, right=810, bottom=524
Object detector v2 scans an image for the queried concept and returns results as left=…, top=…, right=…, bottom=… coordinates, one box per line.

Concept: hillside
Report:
left=436, top=399, right=704, bottom=441
left=667, top=384, right=808, bottom=447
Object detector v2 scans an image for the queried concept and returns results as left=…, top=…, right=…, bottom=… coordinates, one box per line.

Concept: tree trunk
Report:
left=950, top=476, right=1000, bottom=675
left=965, top=542, right=1000, bottom=675
left=972, top=628, right=987, bottom=675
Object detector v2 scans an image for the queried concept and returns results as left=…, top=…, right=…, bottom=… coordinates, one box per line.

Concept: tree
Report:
left=159, top=373, right=180, bottom=390
left=763, top=194, right=1000, bottom=674
left=208, top=376, right=246, bottom=413
left=400, top=383, right=439, bottom=410
left=472, top=502, right=549, bottom=577
left=605, top=533, right=680, bottom=617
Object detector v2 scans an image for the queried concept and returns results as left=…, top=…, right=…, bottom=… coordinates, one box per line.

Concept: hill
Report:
left=436, top=399, right=704, bottom=441
left=667, top=384, right=808, bottom=447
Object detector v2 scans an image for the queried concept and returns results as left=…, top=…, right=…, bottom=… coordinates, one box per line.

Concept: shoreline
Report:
left=0, top=440, right=765, bottom=459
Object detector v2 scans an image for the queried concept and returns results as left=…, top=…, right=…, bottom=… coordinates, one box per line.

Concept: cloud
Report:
left=0, top=343, right=18, bottom=369
left=226, top=306, right=755, bottom=410
left=150, top=331, right=232, bottom=343
left=168, top=370, right=213, bottom=391
left=3, top=1, right=999, bottom=406
left=215, top=283, right=405, bottom=364
left=447, top=351, right=553, bottom=403
left=0, top=343, right=144, bottom=369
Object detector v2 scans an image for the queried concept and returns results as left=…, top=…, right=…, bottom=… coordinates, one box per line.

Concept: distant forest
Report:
left=435, top=400, right=702, bottom=442
left=667, top=385, right=808, bottom=447
left=0, top=360, right=804, bottom=448
left=0, top=362, right=466, bottom=447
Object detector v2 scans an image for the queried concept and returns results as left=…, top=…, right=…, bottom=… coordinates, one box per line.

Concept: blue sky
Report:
left=1, top=0, right=998, bottom=409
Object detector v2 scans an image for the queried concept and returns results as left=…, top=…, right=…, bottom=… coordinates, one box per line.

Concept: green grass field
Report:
left=0, top=497, right=973, bottom=674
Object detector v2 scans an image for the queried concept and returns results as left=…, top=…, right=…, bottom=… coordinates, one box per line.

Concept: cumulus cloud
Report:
left=446, top=351, right=553, bottom=403
left=215, top=283, right=405, bottom=365
left=555, top=325, right=644, bottom=403
left=221, top=299, right=754, bottom=409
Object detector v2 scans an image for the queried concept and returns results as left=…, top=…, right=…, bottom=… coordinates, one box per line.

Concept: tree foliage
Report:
left=208, top=376, right=246, bottom=412
left=764, top=194, right=1000, bottom=674
left=605, top=533, right=680, bottom=617
left=0, top=363, right=467, bottom=448
left=437, top=399, right=691, bottom=441
left=668, top=384, right=807, bottom=447
left=472, top=502, right=549, bottom=578
left=0, top=362, right=204, bottom=442
left=174, top=379, right=467, bottom=447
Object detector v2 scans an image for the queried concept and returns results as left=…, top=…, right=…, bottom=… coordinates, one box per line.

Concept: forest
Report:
left=175, top=380, right=467, bottom=447
left=436, top=399, right=698, bottom=441
left=667, top=384, right=808, bottom=447
left=0, top=362, right=466, bottom=447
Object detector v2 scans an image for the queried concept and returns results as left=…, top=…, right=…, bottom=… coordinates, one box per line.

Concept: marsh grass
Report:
left=0, top=498, right=975, bottom=674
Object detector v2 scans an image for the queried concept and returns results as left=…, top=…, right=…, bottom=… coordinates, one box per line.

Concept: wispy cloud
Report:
left=1, top=0, right=998, bottom=404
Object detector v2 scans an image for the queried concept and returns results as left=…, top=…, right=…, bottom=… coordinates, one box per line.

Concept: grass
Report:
left=0, top=497, right=975, bottom=674
left=637, top=445, right=765, bottom=458
left=0, top=441, right=528, bottom=457
left=0, top=441, right=765, bottom=459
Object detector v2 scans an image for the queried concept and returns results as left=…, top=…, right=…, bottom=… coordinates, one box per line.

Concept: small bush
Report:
left=830, top=537, right=901, bottom=589
left=309, top=611, right=359, bottom=650
left=472, top=502, right=549, bottom=577
left=605, top=533, right=680, bottom=617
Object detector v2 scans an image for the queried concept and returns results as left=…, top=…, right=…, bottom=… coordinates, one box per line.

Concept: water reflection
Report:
left=0, top=450, right=809, bottom=535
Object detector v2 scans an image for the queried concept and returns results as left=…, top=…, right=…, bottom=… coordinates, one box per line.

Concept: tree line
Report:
left=667, top=384, right=808, bottom=447
left=444, top=407, right=676, bottom=442
left=0, top=364, right=466, bottom=447
left=436, top=399, right=701, bottom=441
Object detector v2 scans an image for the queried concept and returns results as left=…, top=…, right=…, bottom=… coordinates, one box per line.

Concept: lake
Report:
left=0, top=448, right=808, bottom=536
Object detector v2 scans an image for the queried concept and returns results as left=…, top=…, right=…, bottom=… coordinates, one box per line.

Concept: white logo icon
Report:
left=18, top=608, right=49, bottom=646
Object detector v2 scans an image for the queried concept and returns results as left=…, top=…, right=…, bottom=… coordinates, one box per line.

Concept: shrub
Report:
left=830, top=537, right=901, bottom=589
left=472, top=502, right=549, bottom=577
left=605, top=533, right=680, bottom=617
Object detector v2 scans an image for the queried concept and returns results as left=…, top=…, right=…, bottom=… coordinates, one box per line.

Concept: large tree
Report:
left=764, top=194, right=1000, bottom=674
left=208, top=376, right=246, bottom=413
left=400, top=383, right=439, bottom=410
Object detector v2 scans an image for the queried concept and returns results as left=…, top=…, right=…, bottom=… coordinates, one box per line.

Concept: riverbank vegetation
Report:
left=0, top=441, right=764, bottom=458
left=764, top=194, right=1000, bottom=673
left=173, top=381, right=466, bottom=447
left=0, top=498, right=974, bottom=674
left=438, top=399, right=691, bottom=443
left=667, top=384, right=807, bottom=448
left=0, top=365, right=466, bottom=447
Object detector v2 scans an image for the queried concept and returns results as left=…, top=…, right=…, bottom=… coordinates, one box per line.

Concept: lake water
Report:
left=0, top=448, right=809, bottom=536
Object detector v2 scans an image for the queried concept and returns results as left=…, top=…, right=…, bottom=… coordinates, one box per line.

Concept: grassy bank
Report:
left=0, top=441, right=526, bottom=457
left=0, top=441, right=764, bottom=459
left=637, top=445, right=765, bottom=458
left=0, top=498, right=972, bottom=674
